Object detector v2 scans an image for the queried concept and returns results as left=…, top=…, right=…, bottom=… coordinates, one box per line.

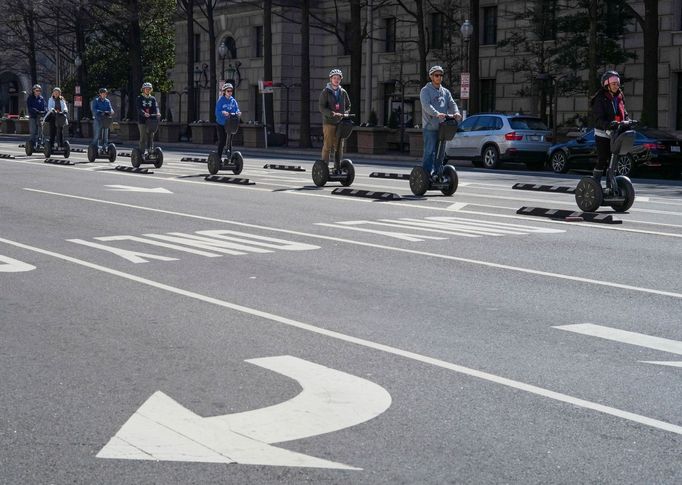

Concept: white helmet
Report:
left=429, top=65, right=444, bottom=76
left=52, top=87, right=61, bottom=93
left=222, top=83, right=234, bottom=91
left=329, top=68, right=343, bottom=79
left=141, top=82, right=153, bottom=90
left=32, top=84, right=42, bottom=91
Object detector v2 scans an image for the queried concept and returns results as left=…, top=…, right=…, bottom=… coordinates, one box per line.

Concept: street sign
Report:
left=258, top=80, right=274, bottom=94
left=75, top=85, right=80, bottom=95
left=460, top=72, right=470, bottom=100
left=97, top=355, right=392, bottom=469
left=74, top=95, right=83, bottom=108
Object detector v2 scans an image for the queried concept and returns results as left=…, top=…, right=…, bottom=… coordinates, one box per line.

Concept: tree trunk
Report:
left=264, top=0, right=274, bottom=132
left=349, top=0, right=362, bottom=118
left=186, top=0, right=196, bottom=125
left=23, top=6, right=38, bottom=85
left=641, top=0, right=658, bottom=127
left=587, top=0, right=597, bottom=94
left=299, top=0, right=311, bottom=148
left=126, top=0, right=143, bottom=119
left=468, top=0, right=480, bottom=114
left=75, top=4, right=90, bottom=119
left=415, top=1, right=428, bottom=85
left=207, top=1, right=217, bottom=122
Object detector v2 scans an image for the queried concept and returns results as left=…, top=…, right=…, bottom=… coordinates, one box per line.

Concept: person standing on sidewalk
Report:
left=137, top=82, right=160, bottom=152
left=91, top=88, right=114, bottom=147
left=26, top=84, right=47, bottom=148
left=214, top=83, right=241, bottom=158
left=318, top=68, right=350, bottom=165
left=419, top=65, right=461, bottom=179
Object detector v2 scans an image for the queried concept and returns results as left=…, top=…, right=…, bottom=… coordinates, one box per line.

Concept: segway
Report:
left=207, top=113, right=243, bottom=175
left=25, top=114, right=46, bottom=156
left=43, top=111, right=70, bottom=158
left=312, top=114, right=355, bottom=187
left=409, top=115, right=459, bottom=196
left=87, top=113, right=117, bottom=163
left=574, top=120, right=637, bottom=213
left=131, top=116, right=163, bottom=168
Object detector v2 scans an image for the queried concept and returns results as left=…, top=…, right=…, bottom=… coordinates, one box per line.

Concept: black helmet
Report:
left=601, top=70, right=620, bottom=87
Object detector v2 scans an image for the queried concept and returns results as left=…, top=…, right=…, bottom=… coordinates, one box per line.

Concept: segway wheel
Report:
left=207, top=152, right=220, bottom=175
left=63, top=141, right=70, bottom=159
left=409, top=166, right=430, bottom=196
left=231, top=152, right=244, bottom=175
left=339, top=159, right=355, bottom=187
left=312, top=160, right=329, bottom=187
left=43, top=143, right=51, bottom=158
left=87, top=144, right=97, bottom=163
left=575, top=177, right=603, bottom=212
left=610, top=176, right=635, bottom=212
left=153, top=147, right=163, bottom=168
left=25, top=139, right=33, bottom=156
left=131, top=148, right=142, bottom=168
left=440, top=165, right=459, bottom=196
left=107, top=144, right=117, bottom=163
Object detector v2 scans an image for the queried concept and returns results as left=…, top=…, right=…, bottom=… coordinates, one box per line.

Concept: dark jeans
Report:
left=595, top=135, right=610, bottom=171
left=216, top=123, right=228, bottom=158
left=138, top=124, right=151, bottom=151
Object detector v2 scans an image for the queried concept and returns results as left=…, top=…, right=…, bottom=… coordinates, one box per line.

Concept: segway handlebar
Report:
left=608, top=119, right=639, bottom=130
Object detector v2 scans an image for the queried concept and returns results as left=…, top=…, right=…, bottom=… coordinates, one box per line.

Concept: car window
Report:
left=639, top=128, right=675, bottom=140
left=473, top=116, right=495, bottom=131
left=458, top=117, right=477, bottom=132
left=509, top=118, right=548, bottom=130
left=494, top=117, right=503, bottom=130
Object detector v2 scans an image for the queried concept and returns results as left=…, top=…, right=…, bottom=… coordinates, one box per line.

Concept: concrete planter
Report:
left=15, top=119, right=30, bottom=134
left=241, top=124, right=266, bottom=148
left=190, top=123, right=216, bottom=144
left=406, top=128, right=424, bottom=157
left=80, top=120, right=93, bottom=139
left=0, top=119, right=15, bottom=134
left=158, top=122, right=182, bottom=143
left=355, top=126, right=391, bottom=154
left=118, top=121, right=139, bottom=141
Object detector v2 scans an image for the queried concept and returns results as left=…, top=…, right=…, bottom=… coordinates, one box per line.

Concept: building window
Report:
left=385, top=17, right=396, bottom=52
left=342, top=23, right=352, bottom=56
left=255, top=26, right=263, bottom=58
left=482, top=6, right=497, bottom=45
left=194, top=33, right=201, bottom=63
left=430, top=12, right=443, bottom=49
left=480, top=79, right=496, bottom=113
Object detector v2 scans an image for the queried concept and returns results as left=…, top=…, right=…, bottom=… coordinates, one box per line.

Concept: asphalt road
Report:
left=1, top=137, right=681, bottom=484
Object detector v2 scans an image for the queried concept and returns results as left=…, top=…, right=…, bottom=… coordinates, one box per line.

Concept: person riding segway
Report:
left=574, top=71, right=637, bottom=212
left=88, top=88, right=117, bottom=163
left=131, top=82, right=163, bottom=168
left=208, top=83, right=243, bottom=175
left=312, top=68, right=355, bottom=187
left=409, top=65, right=462, bottom=196
left=25, top=84, right=47, bottom=156
left=43, top=87, right=70, bottom=159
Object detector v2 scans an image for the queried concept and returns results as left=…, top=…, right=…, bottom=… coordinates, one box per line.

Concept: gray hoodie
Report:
left=419, top=82, right=459, bottom=131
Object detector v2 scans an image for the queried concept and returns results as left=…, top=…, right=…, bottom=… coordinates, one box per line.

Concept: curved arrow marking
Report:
left=97, top=356, right=392, bottom=469
left=0, top=255, right=35, bottom=272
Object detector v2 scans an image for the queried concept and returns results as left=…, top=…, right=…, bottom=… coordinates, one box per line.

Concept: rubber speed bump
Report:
left=114, top=165, right=152, bottom=174
left=513, top=183, right=575, bottom=194
left=516, top=206, right=622, bottom=224
left=263, top=164, right=305, bottom=172
left=181, top=157, right=208, bottom=163
left=118, top=152, right=132, bottom=158
left=0, top=153, right=17, bottom=159
left=71, top=147, right=85, bottom=153
left=44, top=158, right=75, bottom=165
left=204, top=175, right=254, bottom=185
left=369, top=172, right=410, bottom=180
left=331, top=188, right=401, bottom=200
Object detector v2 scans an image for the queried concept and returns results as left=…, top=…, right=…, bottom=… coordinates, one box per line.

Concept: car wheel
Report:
left=549, top=150, right=569, bottom=173
left=615, top=154, right=633, bottom=177
left=482, top=145, right=499, bottom=169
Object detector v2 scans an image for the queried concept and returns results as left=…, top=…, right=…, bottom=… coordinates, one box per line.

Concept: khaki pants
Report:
left=321, top=123, right=344, bottom=164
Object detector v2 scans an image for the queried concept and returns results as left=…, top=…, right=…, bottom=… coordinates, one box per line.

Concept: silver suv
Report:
left=445, top=114, right=552, bottom=170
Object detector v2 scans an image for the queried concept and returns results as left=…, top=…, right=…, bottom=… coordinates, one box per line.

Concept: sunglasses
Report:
left=225, top=90, right=233, bottom=92
left=432, top=73, right=443, bottom=78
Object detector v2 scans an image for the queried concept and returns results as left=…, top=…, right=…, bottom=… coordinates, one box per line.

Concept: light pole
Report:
left=390, top=79, right=420, bottom=152
left=274, top=81, right=300, bottom=146
left=460, top=19, right=473, bottom=116
left=74, top=55, right=82, bottom=137
left=218, top=42, right=227, bottom=82
left=225, top=61, right=242, bottom=89
left=193, top=64, right=208, bottom=121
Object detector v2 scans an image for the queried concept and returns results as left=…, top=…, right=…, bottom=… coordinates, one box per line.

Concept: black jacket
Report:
left=590, top=89, right=628, bottom=131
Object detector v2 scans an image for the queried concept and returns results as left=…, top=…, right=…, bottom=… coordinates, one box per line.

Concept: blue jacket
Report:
left=419, top=82, right=459, bottom=131
left=215, top=96, right=240, bottom=126
left=92, top=97, right=114, bottom=119
left=27, top=95, right=47, bottom=118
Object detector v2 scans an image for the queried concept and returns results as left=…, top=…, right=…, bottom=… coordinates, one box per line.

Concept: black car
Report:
left=547, top=128, right=682, bottom=178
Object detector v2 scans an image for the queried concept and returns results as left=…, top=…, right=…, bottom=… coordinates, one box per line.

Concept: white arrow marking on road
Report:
left=447, top=202, right=468, bottom=211
left=0, top=255, right=36, bottom=272
left=105, top=185, right=172, bottom=194
left=97, top=355, right=392, bottom=469
left=639, top=361, right=682, bottom=368
left=554, top=324, right=682, bottom=361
